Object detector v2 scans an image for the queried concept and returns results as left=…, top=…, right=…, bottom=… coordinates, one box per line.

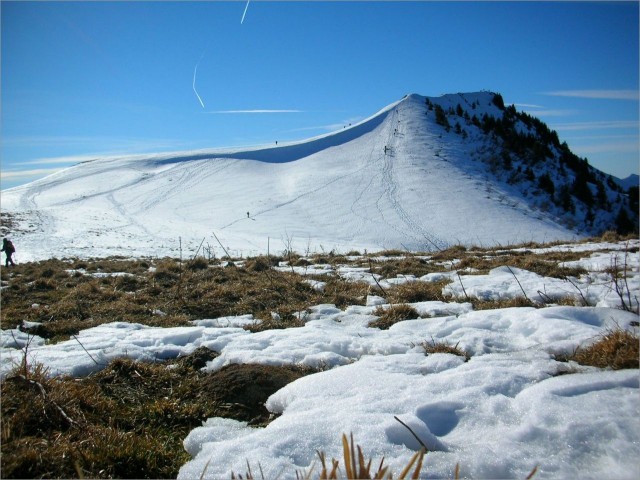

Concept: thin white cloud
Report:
left=551, top=120, right=639, bottom=131
left=0, top=168, right=64, bottom=180
left=19, top=156, right=97, bottom=166
left=2, top=135, right=190, bottom=151
left=522, top=109, right=578, bottom=117
left=572, top=142, right=639, bottom=155
left=514, top=103, right=544, bottom=109
left=206, top=110, right=304, bottom=114
left=543, top=90, right=640, bottom=100
left=563, top=134, right=638, bottom=142
left=287, top=117, right=363, bottom=133
left=2, top=136, right=105, bottom=147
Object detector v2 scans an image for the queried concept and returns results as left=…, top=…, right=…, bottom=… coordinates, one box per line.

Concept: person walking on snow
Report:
left=1, top=238, right=16, bottom=267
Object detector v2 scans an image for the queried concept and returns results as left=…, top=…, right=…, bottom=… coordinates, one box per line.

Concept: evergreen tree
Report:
left=492, top=93, right=505, bottom=109
left=572, top=174, right=593, bottom=207
left=434, top=104, right=450, bottom=131
left=525, top=167, right=535, bottom=182
left=596, top=180, right=608, bottom=207
left=628, top=185, right=639, bottom=214
left=557, top=184, right=575, bottom=214
left=615, top=207, right=636, bottom=234
left=501, top=151, right=513, bottom=170
left=537, top=172, right=555, bottom=195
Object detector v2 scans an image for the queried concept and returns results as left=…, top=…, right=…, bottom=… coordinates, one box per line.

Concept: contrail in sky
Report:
left=241, top=0, right=251, bottom=24
left=207, top=109, right=303, bottom=114
left=192, top=57, right=205, bottom=109
left=193, top=0, right=250, bottom=110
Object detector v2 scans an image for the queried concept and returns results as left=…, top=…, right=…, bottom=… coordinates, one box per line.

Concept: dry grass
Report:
left=2, top=360, right=195, bottom=478
left=1, top=356, right=316, bottom=479
left=568, top=328, right=639, bottom=370
left=231, top=432, right=538, bottom=479
left=369, top=304, right=420, bottom=330
left=420, top=338, right=470, bottom=361
left=470, top=296, right=536, bottom=310
left=454, top=252, right=587, bottom=279
left=429, top=245, right=468, bottom=263
left=1, top=237, right=611, bottom=340
left=0, top=238, right=631, bottom=477
left=0, top=257, right=368, bottom=340
left=386, top=280, right=450, bottom=304
left=231, top=433, right=427, bottom=480
left=368, top=257, right=439, bottom=279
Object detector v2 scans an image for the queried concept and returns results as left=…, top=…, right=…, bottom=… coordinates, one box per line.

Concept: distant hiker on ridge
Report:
left=247, top=212, right=250, bottom=218
left=1, top=238, right=16, bottom=267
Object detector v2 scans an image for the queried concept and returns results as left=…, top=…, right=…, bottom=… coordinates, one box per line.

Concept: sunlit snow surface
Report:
left=1, top=93, right=584, bottom=263
left=1, top=242, right=639, bottom=479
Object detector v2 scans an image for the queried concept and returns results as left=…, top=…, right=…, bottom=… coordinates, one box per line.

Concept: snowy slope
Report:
left=616, top=173, right=639, bottom=191
left=0, top=93, right=600, bottom=262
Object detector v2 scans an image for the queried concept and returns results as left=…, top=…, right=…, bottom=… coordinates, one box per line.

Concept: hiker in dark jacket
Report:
left=1, top=238, right=15, bottom=267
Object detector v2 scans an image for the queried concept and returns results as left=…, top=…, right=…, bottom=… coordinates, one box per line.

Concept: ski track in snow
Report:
left=1, top=92, right=594, bottom=261
left=388, top=105, right=447, bottom=250
left=220, top=166, right=362, bottom=231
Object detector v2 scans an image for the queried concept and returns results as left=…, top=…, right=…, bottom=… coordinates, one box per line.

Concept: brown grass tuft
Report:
left=386, top=280, right=450, bottom=304
left=1, top=257, right=369, bottom=338
left=244, top=255, right=277, bottom=272
left=370, top=304, right=420, bottom=330
left=1, top=355, right=316, bottom=479
left=368, top=257, right=439, bottom=279
left=233, top=432, right=427, bottom=480
left=470, top=296, right=536, bottom=310
left=186, top=256, right=210, bottom=271
left=420, top=338, right=470, bottom=361
left=569, top=328, right=639, bottom=370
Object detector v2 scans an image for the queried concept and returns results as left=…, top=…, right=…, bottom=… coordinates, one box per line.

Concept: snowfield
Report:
left=1, top=92, right=587, bottom=263
left=1, top=91, right=637, bottom=478
left=1, top=241, right=638, bottom=479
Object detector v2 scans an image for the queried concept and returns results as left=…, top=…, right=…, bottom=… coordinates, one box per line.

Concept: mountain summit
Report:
left=2, top=92, right=637, bottom=261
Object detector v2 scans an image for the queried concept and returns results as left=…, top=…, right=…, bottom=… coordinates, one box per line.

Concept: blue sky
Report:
left=1, top=0, right=638, bottom=189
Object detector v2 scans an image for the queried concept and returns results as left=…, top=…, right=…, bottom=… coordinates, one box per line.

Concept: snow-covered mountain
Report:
left=615, top=173, right=639, bottom=192
left=1, top=92, right=636, bottom=261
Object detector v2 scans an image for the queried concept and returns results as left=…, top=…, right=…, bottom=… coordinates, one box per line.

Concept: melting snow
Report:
left=1, top=245, right=638, bottom=479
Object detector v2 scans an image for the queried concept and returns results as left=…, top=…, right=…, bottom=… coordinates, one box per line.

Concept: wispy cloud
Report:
left=0, top=167, right=65, bottom=181
left=571, top=142, right=639, bottom=155
left=206, top=110, right=304, bottom=114
left=550, top=120, right=639, bottom=131
left=563, top=134, right=638, bottom=142
left=514, top=103, right=544, bottom=109
left=543, top=90, right=640, bottom=101
left=2, top=135, right=105, bottom=148
left=516, top=102, right=577, bottom=117
left=2, top=135, right=190, bottom=151
left=19, top=156, right=97, bottom=166
left=522, top=109, right=578, bottom=117
left=287, top=117, right=363, bottom=133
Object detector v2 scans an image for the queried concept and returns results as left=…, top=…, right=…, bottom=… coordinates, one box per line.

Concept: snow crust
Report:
left=1, top=243, right=638, bottom=479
